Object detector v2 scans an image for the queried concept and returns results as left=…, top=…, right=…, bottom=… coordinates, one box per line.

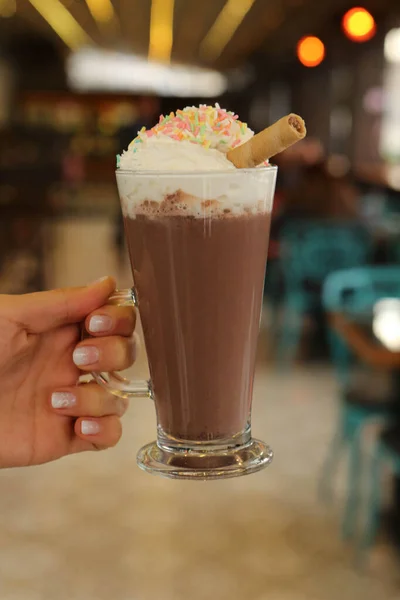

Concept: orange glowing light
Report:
left=342, top=7, right=376, bottom=42
left=296, top=36, right=325, bottom=67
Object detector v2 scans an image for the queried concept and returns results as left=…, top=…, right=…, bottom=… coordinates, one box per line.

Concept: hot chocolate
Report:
left=114, top=104, right=282, bottom=478
left=123, top=190, right=271, bottom=442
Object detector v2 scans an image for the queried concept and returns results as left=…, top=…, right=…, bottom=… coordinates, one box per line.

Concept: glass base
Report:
left=136, top=439, right=273, bottom=480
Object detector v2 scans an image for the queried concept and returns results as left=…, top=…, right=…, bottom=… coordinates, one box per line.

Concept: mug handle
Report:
left=90, top=288, right=153, bottom=400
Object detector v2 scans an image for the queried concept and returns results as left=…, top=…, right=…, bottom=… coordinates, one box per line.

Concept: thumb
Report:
left=6, top=277, right=116, bottom=333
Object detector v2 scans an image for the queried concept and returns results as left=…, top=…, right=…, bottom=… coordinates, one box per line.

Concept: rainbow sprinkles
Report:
left=117, top=104, right=254, bottom=168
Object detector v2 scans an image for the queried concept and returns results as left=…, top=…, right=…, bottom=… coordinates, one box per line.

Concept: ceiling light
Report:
left=297, top=36, right=325, bottom=67
left=28, top=0, right=92, bottom=49
left=385, top=28, right=400, bottom=63
left=199, top=0, right=256, bottom=62
left=342, top=7, right=376, bottom=43
left=67, top=48, right=227, bottom=97
left=149, top=0, right=175, bottom=63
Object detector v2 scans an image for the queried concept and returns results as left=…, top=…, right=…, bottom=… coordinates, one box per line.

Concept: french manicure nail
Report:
left=88, top=315, right=113, bottom=333
left=81, top=420, right=101, bottom=435
left=73, top=346, right=100, bottom=366
left=90, top=276, right=109, bottom=285
left=116, top=398, right=127, bottom=417
left=51, top=392, right=76, bottom=409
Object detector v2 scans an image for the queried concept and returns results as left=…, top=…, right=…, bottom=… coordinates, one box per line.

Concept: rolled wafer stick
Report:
left=227, top=113, right=306, bottom=168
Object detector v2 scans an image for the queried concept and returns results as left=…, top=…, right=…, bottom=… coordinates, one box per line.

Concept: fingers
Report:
left=51, top=382, right=128, bottom=418
left=51, top=383, right=125, bottom=456
left=84, top=305, right=136, bottom=338
left=7, top=276, right=116, bottom=334
left=73, top=335, right=136, bottom=372
left=72, top=416, right=123, bottom=453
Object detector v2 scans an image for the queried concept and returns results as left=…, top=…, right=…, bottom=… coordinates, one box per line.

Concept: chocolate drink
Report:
left=124, top=192, right=271, bottom=442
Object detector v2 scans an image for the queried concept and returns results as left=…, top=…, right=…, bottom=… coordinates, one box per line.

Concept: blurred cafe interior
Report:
left=1, top=0, right=400, bottom=599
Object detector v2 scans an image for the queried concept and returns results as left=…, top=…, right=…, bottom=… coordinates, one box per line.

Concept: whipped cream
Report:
left=118, top=137, right=235, bottom=172
left=116, top=104, right=276, bottom=218
left=117, top=104, right=253, bottom=172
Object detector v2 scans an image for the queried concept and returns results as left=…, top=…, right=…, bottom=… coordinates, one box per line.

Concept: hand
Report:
left=0, top=277, right=136, bottom=468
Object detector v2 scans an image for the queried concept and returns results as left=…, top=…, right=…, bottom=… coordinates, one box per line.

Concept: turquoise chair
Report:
left=278, top=221, right=371, bottom=363
left=362, top=424, right=400, bottom=560
left=320, top=266, right=400, bottom=542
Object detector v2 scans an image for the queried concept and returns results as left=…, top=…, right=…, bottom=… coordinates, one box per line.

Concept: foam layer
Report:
left=117, top=170, right=277, bottom=219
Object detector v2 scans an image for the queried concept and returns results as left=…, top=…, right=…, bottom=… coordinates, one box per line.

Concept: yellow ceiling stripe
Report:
left=149, top=0, right=175, bottom=63
left=28, top=0, right=92, bottom=50
left=200, top=0, right=256, bottom=62
left=0, top=0, right=16, bottom=18
left=85, top=0, right=115, bottom=24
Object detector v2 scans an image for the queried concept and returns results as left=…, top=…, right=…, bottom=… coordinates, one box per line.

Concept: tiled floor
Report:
left=0, top=215, right=399, bottom=599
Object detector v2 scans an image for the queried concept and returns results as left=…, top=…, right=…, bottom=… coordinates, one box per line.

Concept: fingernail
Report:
left=88, top=315, right=113, bottom=333
left=51, top=391, right=76, bottom=409
left=116, top=398, right=127, bottom=417
left=81, top=420, right=101, bottom=435
left=73, top=346, right=100, bottom=366
left=90, top=276, right=109, bottom=285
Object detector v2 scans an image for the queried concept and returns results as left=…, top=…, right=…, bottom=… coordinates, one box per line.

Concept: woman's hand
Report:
left=0, top=277, right=136, bottom=468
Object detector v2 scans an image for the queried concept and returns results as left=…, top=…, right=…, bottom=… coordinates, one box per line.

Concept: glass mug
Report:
left=93, top=167, right=277, bottom=480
